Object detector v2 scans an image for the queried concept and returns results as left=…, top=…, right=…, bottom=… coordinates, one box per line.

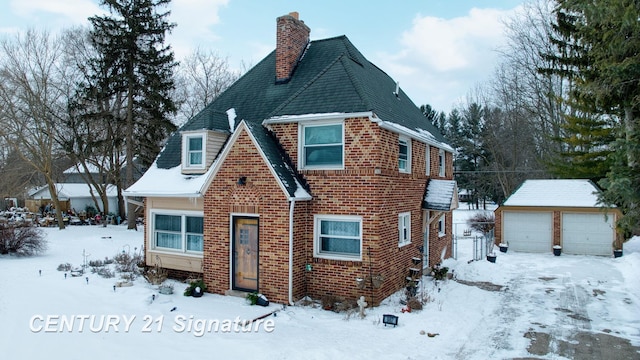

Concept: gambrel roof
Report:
left=156, top=35, right=450, bottom=170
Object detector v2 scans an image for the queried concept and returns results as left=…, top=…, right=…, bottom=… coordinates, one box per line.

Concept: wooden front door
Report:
left=232, top=217, right=259, bottom=291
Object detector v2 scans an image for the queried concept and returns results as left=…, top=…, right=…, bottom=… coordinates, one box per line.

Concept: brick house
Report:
left=125, top=12, right=456, bottom=305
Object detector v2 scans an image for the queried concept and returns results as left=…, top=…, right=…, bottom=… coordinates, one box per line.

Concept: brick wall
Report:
left=270, top=117, right=449, bottom=305
left=198, top=118, right=454, bottom=306
left=276, top=12, right=310, bottom=82
left=202, top=127, right=293, bottom=304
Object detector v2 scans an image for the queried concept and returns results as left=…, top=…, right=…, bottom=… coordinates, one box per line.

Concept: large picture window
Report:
left=153, top=212, right=204, bottom=253
left=300, top=123, right=343, bottom=168
left=314, top=215, right=362, bottom=260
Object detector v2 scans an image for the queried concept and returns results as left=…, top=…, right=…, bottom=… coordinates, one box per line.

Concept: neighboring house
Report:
left=28, top=183, right=118, bottom=215
left=63, top=157, right=147, bottom=185
left=124, top=12, right=456, bottom=305
left=495, top=179, right=621, bottom=256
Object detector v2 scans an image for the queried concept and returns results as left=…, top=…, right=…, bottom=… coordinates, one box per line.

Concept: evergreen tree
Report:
left=547, top=0, right=640, bottom=239
left=547, top=98, right=616, bottom=182
left=88, top=0, right=178, bottom=228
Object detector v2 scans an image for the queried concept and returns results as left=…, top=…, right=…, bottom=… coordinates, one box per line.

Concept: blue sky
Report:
left=0, top=0, right=525, bottom=113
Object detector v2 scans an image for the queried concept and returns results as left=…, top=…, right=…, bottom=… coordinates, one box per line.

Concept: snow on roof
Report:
left=30, top=183, right=118, bottom=200
left=423, top=179, right=458, bottom=211
left=123, top=162, right=214, bottom=198
left=503, top=179, right=604, bottom=207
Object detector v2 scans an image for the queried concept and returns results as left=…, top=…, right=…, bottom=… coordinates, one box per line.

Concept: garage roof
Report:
left=503, top=179, right=604, bottom=207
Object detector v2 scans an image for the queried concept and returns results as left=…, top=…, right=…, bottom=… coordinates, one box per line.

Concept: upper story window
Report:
left=300, top=122, right=344, bottom=169
left=399, top=136, right=411, bottom=173
left=182, top=132, right=206, bottom=171
left=438, top=149, right=446, bottom=177
left=426, top=146, right=431, bottom=176
left=398, top=212, right=411, bottom=247
left=314, top=215, right=362, bottom=261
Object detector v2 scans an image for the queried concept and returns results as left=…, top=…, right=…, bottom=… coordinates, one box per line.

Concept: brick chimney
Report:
left=276, top=12, right=310, bottom=83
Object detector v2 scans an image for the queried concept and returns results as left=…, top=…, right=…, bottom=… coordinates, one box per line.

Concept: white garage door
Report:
left=503, top=211, right=552, bottom=253
left=562, top=213, right=614, bottom=256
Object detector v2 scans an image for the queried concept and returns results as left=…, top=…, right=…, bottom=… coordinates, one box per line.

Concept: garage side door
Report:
left=562, top=213, right=614, bottom=256
left=503, top=211, right=552, bottom=253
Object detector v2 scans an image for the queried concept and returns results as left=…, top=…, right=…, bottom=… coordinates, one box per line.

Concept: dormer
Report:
left=181, top=130, right=227, bottom=174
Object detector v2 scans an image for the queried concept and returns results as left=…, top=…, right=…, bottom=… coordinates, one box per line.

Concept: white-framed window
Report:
left=299, top=121, right=344, bottom=169
left=182, top=132, right=206, bottom=170
left=398, top=212, right=411, bottom=247
left=437, top=215, right=446, bottom=237
left=313, top=215, right=362, bottom=260
left=152, top=211, right=204, bottom=253
left=438, top=149, right=446, bottom=177
left=426, top=145, right=431, bottom=176
left=399, top=136, right=411, bottom=173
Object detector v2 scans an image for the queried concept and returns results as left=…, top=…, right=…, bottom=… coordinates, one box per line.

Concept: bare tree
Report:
left=498, top=0, right=569, bottom=159
left=0, top=29, right=70, bottom=228
left=174, top=47, right=241, bottom=125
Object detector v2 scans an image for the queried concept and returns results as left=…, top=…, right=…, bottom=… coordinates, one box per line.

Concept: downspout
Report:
left=288, top=199, right=296, bottom=305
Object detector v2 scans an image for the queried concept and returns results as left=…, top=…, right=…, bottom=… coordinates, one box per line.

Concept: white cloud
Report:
left=10, top=0, right=101, bottom=25
left=375, top=6, right=519, bottom=112
left=168, top=0, right=229, bottom=59
left=402, top=8, right=510, bottom=72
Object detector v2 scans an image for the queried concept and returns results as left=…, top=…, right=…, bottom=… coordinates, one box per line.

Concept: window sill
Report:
left=399, top=240, right=412, bottom=248
left=313, top=253, right=362, bottom=262
left=148, top=249, right=204, bottom=258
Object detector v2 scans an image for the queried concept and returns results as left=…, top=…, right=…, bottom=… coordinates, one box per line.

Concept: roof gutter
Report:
left=263, top=111, right=374, bottom=125
left=123, top=192, right=202, bottom=198
left=373, top=119, right=454, bottom=153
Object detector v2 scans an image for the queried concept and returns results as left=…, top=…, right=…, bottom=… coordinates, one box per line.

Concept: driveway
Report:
left=450, top=242, right=640, bottom=359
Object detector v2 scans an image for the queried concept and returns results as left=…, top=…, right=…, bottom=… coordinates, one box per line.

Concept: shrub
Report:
left=467, top=212, right=495, bottom=234
left=113, top=252, right=143, bottom=274
left=183, top=279, right=207, bottom=296
left=321, top=294, right=338, bottom=311
left=95, top=267, right=114, bottom=278
left=57, top=263, right=72, bottom=271
left=246, top=292, right=259, bottom=305
left=143, top=264, right=167, bottom=285
left=89, top=259, right=104, bottom=267
left=432, top=265, right=449, bottom=281
left=407, top=296, right=423, bottom=311
left=0, top=223, right=47, bottom=256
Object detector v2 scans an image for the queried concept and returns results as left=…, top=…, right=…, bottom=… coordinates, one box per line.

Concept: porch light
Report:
left=382, top=314, right=398, bottom=327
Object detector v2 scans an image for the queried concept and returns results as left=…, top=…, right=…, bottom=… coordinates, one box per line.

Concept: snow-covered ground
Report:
left=1, top=208, right=638, bottom=359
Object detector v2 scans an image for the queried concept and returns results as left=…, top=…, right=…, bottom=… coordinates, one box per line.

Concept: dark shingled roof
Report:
left=156, top=35, right=450, bottom=169
left=422, top=179, right=458, bottom=211
left=243, top=121, right=310, bottom=199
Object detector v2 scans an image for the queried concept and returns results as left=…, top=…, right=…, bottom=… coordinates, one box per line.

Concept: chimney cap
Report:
left=288, top=11, right=299, bottom=20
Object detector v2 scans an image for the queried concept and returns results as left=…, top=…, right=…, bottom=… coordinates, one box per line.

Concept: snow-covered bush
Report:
left=0, top=223, right=47, bottom=256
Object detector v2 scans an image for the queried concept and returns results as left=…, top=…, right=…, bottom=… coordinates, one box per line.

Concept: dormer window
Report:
left=182, top=131, right=207, bottom=172
left=188, top=137, right=203, bottom=166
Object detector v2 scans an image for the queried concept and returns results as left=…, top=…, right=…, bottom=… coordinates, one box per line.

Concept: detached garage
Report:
left=495, top=179, right=620, bottom=256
